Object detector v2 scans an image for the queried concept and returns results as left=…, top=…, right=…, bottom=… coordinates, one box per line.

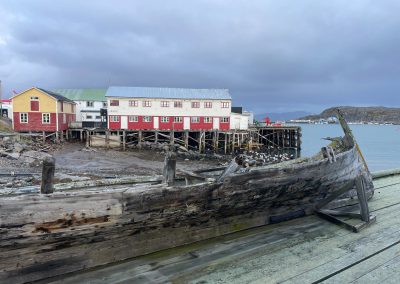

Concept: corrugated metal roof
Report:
left=38, top=88, right=76, bottom=103
left=52, top=89, right=107, bottom=101
left=105, top=87, right=231, bottom=100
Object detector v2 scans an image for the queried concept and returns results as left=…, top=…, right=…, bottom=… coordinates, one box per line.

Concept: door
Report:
left=184, top=117, right=190, bottom=130
left=153, top=116, right=159, bottom=129
left=235, top=118, right=241, bottom=129
left=121, top=116, right=128, bottom=129
left=213, top=117, right=219, bottom=130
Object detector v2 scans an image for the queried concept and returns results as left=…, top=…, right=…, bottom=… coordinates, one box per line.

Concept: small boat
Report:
left=0, top=109, right=374, bottom=283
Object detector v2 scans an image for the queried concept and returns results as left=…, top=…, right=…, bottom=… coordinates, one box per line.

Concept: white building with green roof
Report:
left=53, top=89, right=107, bottom=124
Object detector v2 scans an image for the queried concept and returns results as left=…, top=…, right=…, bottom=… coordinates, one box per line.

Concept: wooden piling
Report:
left=106, top=130, right=110, bottom=149
left=184, top=131, right=189, bottom=150
left=40, top=156, right=55, bottom=194
left=122, top=130, right=126, bottom=151
left=85, top=130, right=90, bottom=147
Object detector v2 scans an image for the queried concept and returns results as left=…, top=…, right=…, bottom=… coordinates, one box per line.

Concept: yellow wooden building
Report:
left=12, top=87, right=76, bottom=132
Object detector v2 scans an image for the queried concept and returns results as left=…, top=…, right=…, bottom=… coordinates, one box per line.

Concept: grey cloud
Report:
left=1, top=0, right=400, bottom=113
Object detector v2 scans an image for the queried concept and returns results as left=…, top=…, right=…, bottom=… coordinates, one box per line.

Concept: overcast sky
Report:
left=1, top=0, right=400, bottom=114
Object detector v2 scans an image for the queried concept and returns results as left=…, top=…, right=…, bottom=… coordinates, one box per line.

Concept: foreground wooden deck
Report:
left=42, top=174, right=400, bottom=284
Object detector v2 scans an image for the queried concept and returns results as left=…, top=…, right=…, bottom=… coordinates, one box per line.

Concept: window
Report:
left=86, top=115, right=93, bottom=119
left=174, top=116, right=183, bottom=123
left=204, top=117, right=212, bottom=123
left=103, top=102, right=107, bottom=107
left=221, top=102, right=230, bottom=108
left=60, top=102, right=64, bottom=112
left=191, top=117, right=200, bottom=123
left=174, top=101, right=182, bottom=108
left=30, top=97, right=39, bottom=111
left=221, top=117, right=229, bottom=123
left=96, top=116, right=101, bottom=119
left=86, top=101, right=94, bottom=107
left=143, top=116, right=152, bottom=122
left=161, top=101, right=170, bottom=107
left=110, top=100, right=119, bottom=106
left=161, top=116, right=169, bottom=123
left=191, top=102, right=200, bottom=108
left=20, top=113, right=28, bottom=123
left=129, top=100, right=138, bottom=107
left=63, top=114, right=66, bottom=124
left=42, top=113, right=50, bottom=124
left=143, top=101, right=151, bottom=107
left=204, top=102, right=212, bottom=108
left=129, top=115, right=138, bottom=122
left=110, top=116, right=119, bottom=122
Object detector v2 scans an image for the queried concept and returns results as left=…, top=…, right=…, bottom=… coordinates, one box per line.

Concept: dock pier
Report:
left=63, top=126, right=301, bottom=154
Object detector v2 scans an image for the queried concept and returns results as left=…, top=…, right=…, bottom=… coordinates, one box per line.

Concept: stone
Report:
left=13, top=143, right=25, bottom=153
left=6, top=152, right=20, bottom=160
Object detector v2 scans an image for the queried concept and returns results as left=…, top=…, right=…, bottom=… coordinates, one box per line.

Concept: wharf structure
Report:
left=11, top=86, right=302, bottom=153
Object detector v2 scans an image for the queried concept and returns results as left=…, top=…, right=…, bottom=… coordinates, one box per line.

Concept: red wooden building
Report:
left=105, top=87, right=232, bottom=131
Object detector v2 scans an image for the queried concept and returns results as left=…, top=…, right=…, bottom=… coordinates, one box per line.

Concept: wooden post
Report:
left=41, top=156, right=55, bottom=194
left=355, top=177, right=370, bottom=222
left=42, top=131, right=45, bottom=143
left=66, top=129, right=69, bottom=141
left=155, top=131, right=158, bottom=144
left=55, top=131, right=59, bottom=143
left=122, top=130, right=126, bottom=151
left=106, top=130, right=110, bottom=149
left=184, top=131, right=189, bottom=150
left=85, top=130, right=90, bottom=147
left=170, top=130, right=174, bottom=145
left=80, top=130, right=83, bottom=142
left=163, top=152, right=176, bottom=186
left=138, top=130, right=142, bottom=148
left=198, top=132, right=202, bottom=154
left=224, top=133, right=228, bottom=154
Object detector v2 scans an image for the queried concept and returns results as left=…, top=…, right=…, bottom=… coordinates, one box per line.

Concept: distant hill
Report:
left=255, top=111, right=312, bottom=122
left=299, top=106, right=400, bottom=124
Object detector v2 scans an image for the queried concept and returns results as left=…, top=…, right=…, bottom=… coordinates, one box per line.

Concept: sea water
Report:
left=295, top=124, right=400, bottom=172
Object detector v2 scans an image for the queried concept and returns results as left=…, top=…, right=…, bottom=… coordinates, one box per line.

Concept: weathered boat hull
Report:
left=0, top=145, right=373, bottom=283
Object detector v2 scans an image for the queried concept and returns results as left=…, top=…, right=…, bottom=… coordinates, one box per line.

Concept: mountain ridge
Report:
left=299, top=106, right=400, bottom=123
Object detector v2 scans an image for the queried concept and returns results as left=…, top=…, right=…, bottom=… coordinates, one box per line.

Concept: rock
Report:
left=7, top=152, right=20, bottom=160
left=20, top=151, right=52, bottom=165
left=13, top=143, right=25, bottom=153
left=2, top=137, right=11, bottom=142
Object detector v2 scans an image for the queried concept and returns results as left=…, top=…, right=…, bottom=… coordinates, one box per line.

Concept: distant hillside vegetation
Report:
left=299, top=106, right=400, bottom=124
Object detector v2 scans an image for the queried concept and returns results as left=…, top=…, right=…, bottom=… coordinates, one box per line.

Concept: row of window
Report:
left=109, top=116, right=230, bottom=123
left=86, top=101, right=107, bottom=108
left=20, top=113, right=51, bottom=124
left=20, top=113, right=70, bottom=124
left=86, top=115, right=102, bottom=119
left=110, top=100, right=230, bottom=109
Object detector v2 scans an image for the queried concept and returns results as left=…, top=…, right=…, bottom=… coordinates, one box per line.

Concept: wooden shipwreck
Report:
left=0, top=109, right=375, bottom=283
